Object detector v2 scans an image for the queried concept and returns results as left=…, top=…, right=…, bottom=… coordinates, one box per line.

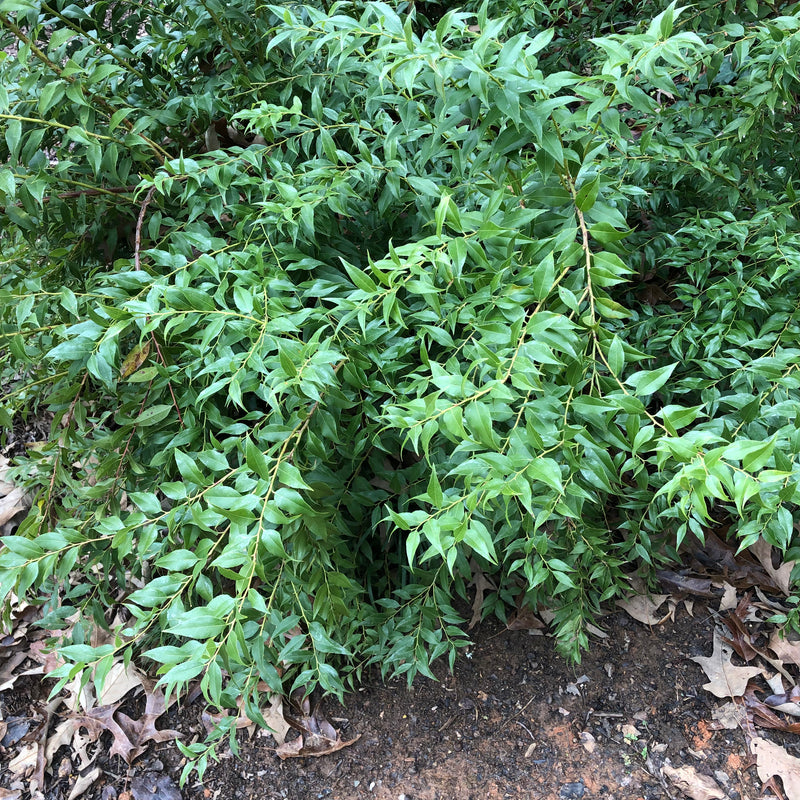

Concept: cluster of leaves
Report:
left=2, top=0, right=800, bottom=772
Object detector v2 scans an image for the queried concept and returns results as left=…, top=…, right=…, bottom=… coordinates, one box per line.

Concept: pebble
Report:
left=560, top=781, right=586, bottom=799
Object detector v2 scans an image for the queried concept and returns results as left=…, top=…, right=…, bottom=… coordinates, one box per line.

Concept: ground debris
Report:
left=276, top=693, right=360, bottom=759
left=662, top=763, right=727, bottom=799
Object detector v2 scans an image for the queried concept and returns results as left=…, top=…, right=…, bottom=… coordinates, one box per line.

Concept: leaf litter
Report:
left=275, top=691, right=360, bottom=760
left=615, top=535, right=800, bottom=800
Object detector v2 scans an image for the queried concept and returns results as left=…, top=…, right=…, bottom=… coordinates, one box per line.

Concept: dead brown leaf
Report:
left=769, top=629, right=800, bottom=668
left=691, top=628, right=763, bottom=698
left=44, top=718, right=80, bottom=763
left=506, top=606, right=545, bottom=632
left=8, top=742, right=37, bottom=776
left=131, top=773, right=181, bottom=800
left=66, top=767, right=102, bottom=800
left=743, top=686, right=800, bottom=734
left=661, top=764, right=727, bottom=799
left=710, top=701, right=746, bottom=730
left=749, top=538, right=795, bottom=596
left=98, top=661, right=143, bottom=706
left=718, top=582, right=738, bottom=612
left=74, top=680, right=180, bottom=763
left=277, top=695, right=359, bottom=760
left=752, top=736, right=800, bottom=800
left=263, top=693, right=291, bottom=745
left=468, top=559, right=496, bottom=630
left=617, top=593, right=670, bottom=626
left=0, top=486, right=28, bottom=527
left=658, top=569, right=716, bottom=598
left=722, top=594, right=760, bottom=662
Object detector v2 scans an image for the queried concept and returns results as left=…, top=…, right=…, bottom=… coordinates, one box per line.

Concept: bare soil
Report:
left=1, top=604, right=776, bottom=800
left=183, top=609, right=762, bottom=800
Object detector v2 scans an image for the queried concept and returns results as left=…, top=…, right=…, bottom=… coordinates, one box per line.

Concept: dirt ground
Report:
left=186, top=609, right=764, bottom=800
left=2, top=602, right=790, bottom=800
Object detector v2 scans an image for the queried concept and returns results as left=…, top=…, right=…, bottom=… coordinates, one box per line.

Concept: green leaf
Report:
left=0, top=168, right=15, bottom=199
left=156, top=549, right=200, bottom=571
left=625, top=364, right=677, bottom=396
left=245, top=439, right=271, bottom=480
left=309, top=621, right=351, bottom=655
left=174, top=450, right=205, bottom=484
left=575, top=176, right=600, bottom=212
left=134, top=404, right=172, bottom=426
left=463, top=520, right=497, bottom=564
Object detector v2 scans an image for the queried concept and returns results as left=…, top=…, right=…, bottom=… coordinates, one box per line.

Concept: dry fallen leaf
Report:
left=768, top=629, right=800, bottom=668
left=749, top=538, right=795, bottom=596
left=67, top=767, right=102, bottom=800
left=98, top=661, right=143, bottom=706
left=617, top=593, right=670, bottom=625
left=691, top=628, right=763, bottom=698
left=718, top=582, right=738, bottom=612
left=8, top=742, right=38, bottom=777
left=44, top=718, right=80, bottom=764
left=74, top=681, right=180, bottom=763
left=764, top=684, right=800, bottom=718
left=277, top=695, right=359, bottom=760
left=131, top=773, right=181, bottom=800
left=0, top=486, right=29, bottom=528
left=752, top=736, right=800, bottom=800
left=743, top=686, right=800, bottom=734
left=263, top=693, right=291, bottom=745
left=506, top=606, right=545, bottom=632
left=658, top=570, right=716, bottom=598
left=579, top=731, right=596, bottom=754
left=622, top=723, right=641, bottom=742
left=710, top=701, right=746, bottom=730
left=468, top=558, right=495, bottom=630
left=662, top=764, right=727, bottom=799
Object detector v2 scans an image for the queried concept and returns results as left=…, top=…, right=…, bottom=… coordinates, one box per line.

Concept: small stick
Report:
left=134, top=185, right=156, bottom=272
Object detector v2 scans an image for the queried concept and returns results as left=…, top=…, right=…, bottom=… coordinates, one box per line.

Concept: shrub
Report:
left=1, top=0, right=800, bottom=773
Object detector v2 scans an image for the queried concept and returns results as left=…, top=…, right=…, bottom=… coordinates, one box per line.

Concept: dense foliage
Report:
left=2, top=0, right=800, bottom=773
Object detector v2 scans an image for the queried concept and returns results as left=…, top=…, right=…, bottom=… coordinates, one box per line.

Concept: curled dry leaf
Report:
left=749, top=538, right=795, bottom=596
left=277, top=697, right=359, bottom=760
left=98, top=661, right=143, bottom=706
left=276, top=729, right=361, bottom=760
left=0, top=486, right=29, bottom=528
left=263, top=693, right=291, bottom=746
left=506, top=606, right=545, bottom=632
left=617, top=593, right=670, bottom=626
left=131, top=773, right=181, bottom=800
left=8, top=742, right=38, bottom=776
left=45, top=718, right=80, bottom=763
left=764, top=684, right=800, bottom=717
left=74, top=681, right=180, bottom=763
left=691, top=629, right=763, bottom=698
left=662, top=764, right=727, bottom=800
left=768, top=629, right=800, bottom=668
left=66, top=767, right=102, bottom=800
left=468, top=558, right=495, bottom=630
left=658, top=570, right=716, bottom=598
left=752, top=736, right=800, bottom=800
left=743, top=686, right=800, bottom=734
left=579, top=731, right=596, bottom=754
left=710, top=701, right=746, bottom=731
left=718, top=583, right=738, bottom=612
